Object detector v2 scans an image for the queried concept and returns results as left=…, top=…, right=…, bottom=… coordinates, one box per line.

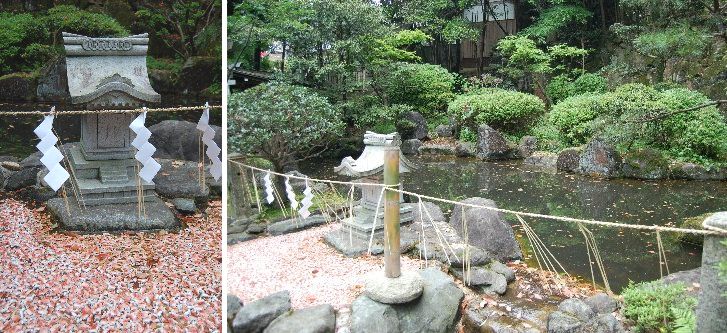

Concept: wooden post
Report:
left=383, top=147, right=401, bottom=278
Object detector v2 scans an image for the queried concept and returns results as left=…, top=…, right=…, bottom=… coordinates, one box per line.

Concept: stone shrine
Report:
left=334, top=131, right=415, bottom=238
left=46, top=32, right=177, bottom=231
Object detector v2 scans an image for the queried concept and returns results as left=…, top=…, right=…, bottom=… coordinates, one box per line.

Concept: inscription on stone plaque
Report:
left=97, top=114, right=130, bottom=149
left=82, top=38, right=133, bottom=52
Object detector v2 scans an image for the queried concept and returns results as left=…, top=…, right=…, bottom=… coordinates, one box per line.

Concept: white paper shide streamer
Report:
left=263, top=172, right=275, bottom=204
left=284, top=176, right=299, bottom=210
left=129, top=109, right=161, bottom=182
left=197, top=103, right=222, bottom=181
left=298, top=179, right=314, bottom=219
left=33, top=108, right=69, bottom=192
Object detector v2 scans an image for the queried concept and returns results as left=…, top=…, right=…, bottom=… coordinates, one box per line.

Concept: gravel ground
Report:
left=227, top=223, right=425, bottom=309
left=0, top=197, right=222, bottom=332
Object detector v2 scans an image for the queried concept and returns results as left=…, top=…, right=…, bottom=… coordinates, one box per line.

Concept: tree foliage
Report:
left=449, top=88, right=545, bottom=135
left=227, top=82, right=344, bottom=172
left=0, top=6, right=128, bottom=75
left=136, top=1, right=221, bottom=59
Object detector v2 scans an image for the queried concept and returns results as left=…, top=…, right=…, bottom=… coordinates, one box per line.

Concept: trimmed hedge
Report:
left=449, top=88, right=545, bottom=135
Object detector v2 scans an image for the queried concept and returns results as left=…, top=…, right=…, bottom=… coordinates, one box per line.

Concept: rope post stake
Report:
left=384, top=147, right=401, bottom=278
left=362, top=146, right=424, bottom=305
left=696, top=212, right=727, bottom=332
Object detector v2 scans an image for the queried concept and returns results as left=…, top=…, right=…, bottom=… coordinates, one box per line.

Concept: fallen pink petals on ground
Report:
left=0, top=197, right=222, bottom=332
left=227, top=223, right=424, bottom=309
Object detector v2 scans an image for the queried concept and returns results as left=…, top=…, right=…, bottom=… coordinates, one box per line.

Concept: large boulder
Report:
left=476, top=125, right=511, bottom=160
left=350, top=268, right=464, bottom=333
left=228, top=294, right=244, bottom=329
left=518, top=136, right=538, bottom=158
left=435, top=124, right=454, bottom=138
left=264, top=304, right=335, bottom=333
left=0, top=73, right=35, bottom=101
left=154, top=159, right=210, bottom=201
left=577, top=139, right=622, bottom=178
left=621, top=148, right=668, bottom=180
left=548, top=297, right=625, bottom=333
left=455, top=141, right=476, bottom=157
left=179, top=56, right=219, bottom=92
left=401, top=139, right=422, bottom=155
left=148, top=68, right=178, bottom=94
left=36, top=56, right=70, bottom=102
left=524, top=151, right=558, bottom=170
left=556, top=148, right=581, bottom=173
left=149, top=120, right=222, bottom=162
left=449, top=197, right=522, bottom=262
left=450, top=267, right=507, bottom=295
left=233, top=291, right=291, bottom=333
left=4, top=166, right=39, bottom=191
left=404, top=111, right=428, bottom=140
left=411, top=201, right=446, bottom=223
left=669, top=162, right=726, bottom=180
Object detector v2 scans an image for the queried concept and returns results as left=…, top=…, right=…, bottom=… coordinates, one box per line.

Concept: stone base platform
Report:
left=47, top=195, right=179, bottom=232
left=323, top=227, right=418, bottom=257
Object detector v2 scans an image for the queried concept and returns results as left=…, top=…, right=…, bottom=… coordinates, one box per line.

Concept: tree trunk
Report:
left=281, top=40, right=287, bottom=72
left=253, top=44, right=262, bottom=71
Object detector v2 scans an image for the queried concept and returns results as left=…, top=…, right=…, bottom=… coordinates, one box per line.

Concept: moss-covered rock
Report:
left=669, top=162, right=726, bottom=180
left=676, top=213, right=711, bottom=246
left=0, top=72, right=37, bottom=101
left=621, top=148, right=669, bottom=180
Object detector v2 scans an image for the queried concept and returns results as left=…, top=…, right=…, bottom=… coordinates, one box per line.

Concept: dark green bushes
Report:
left=228, top=81, right=344, bottom=172
left=546, top=72, right=607, bottom=103
left=0, top=6, right=128, bottom=76
left=540, top=93, right=602, bottom=147
left=384, top=63, right=456, bottom=120
left=448, top=88, right=545, bottom=135
left=622, top=281, right=696, bottom=332
left=534, top=83, right=727, bottom=166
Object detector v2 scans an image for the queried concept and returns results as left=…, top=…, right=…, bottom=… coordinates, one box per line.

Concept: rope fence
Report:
left=0, top=104, right=222, bottom=117
left=229, top=160, right=726, bottom=236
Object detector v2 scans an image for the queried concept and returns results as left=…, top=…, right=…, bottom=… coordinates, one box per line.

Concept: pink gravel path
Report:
left=227, top=223, right=425, bottom=309
left=0, top=197, right=222, bottom=332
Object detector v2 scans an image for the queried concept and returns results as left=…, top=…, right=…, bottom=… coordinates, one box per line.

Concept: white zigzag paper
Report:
left=284, top=176, right=299, bottom=210
left=298, top=179, right=314, bottom=219
left=33, top=109, right=69, bottom=192
left=196, top=102, right=222, bottom=181
left=129, top=109, right=161, bottom=183
left=263, top=172, right=274, bottom=204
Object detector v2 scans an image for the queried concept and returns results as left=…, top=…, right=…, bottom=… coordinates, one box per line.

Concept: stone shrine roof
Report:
left=334, top=131, right=416, bottom=178
left=63, top=32, right=161, bottom=107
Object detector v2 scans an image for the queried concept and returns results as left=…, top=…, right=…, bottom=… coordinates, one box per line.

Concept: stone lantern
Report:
left=333, top=131, right=415, bottom=239
left=46, top=32, right=177, bottom=231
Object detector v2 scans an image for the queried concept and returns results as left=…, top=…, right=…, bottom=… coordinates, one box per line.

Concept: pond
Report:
left=0, top=98, right=222, bottom=160
left=302, top=155, right=727, bottom=292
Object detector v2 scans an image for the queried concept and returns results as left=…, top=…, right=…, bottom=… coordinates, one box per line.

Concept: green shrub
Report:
left=599, top=84, right=727, bottom=165
left=44, top=5, right=128, bottom=39
left=622, top=281, right=697, bottom=332
left=459, top=127, right=477, bottom=143
left=0, top=7, right=127, bottom=75
left=0, top=13, right=49, bottom=74
left=385, top=63, right=456, bottom=119
left=448, top=88, right=545, bottom=135
left=545, top=75, right=571, bottom=103
left=227, top=81, right=344, bottom=172
left=547, top=93, right=603, bottom=146
left=570, top=73, right=607, bottom=96
left=546, top=73, right=606, bottom=103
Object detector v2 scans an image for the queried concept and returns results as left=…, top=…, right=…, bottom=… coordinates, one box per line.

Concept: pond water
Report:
left=302, top=155, right=727, bottom=292
left=0, top=98, right=222, bottom=159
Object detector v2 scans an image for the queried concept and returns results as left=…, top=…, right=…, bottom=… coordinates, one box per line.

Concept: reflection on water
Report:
left=0, top=99, right=221, bottom=159
left=302, top=155, right=727, bottom=292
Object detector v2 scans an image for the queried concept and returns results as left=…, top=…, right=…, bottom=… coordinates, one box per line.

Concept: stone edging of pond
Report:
left=401, top=126, right=725, bottom=181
